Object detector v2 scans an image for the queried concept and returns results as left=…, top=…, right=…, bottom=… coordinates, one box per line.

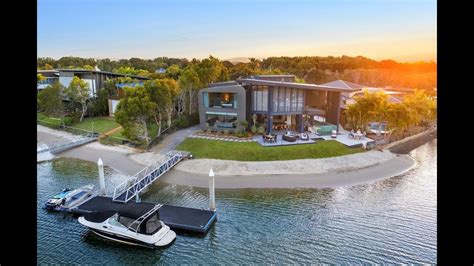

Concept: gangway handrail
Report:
left=37, top=134, right=98, bottom=155
left=112, top=151, right=188, bottom=203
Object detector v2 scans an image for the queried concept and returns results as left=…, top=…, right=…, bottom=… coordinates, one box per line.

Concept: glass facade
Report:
left=203, top=92, right=237, bottom=109
left=271, top=87, right=304, bottom=113
left=251, top=86, right=268, bottom=112
left=205, top=111, right=238, bottom=128
left=37, top=77, right=58, bottom=86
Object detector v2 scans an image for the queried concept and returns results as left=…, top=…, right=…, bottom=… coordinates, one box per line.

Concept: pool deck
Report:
left=253, top=135, right=316, bottom=146
left=321, top=134, right=376, bottom=148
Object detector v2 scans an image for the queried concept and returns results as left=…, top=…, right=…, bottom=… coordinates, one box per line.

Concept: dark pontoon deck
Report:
left=71, top=196, right=217, bottom=234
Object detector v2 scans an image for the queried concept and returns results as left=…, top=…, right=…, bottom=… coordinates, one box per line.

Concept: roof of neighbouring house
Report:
left=57, top=69, right=150, bottom=80
left=319, top=80, right=366, bottom=91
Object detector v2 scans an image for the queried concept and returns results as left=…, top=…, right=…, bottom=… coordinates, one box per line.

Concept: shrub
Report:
left=62, top=116, right=74, bottom=126
left=257, top=126, right=265, bottom=134
left=236, top=131, right=250, bottom=138
left=250, top=125, right=257, bottom=134
left=174, top=116, right=190, bottom=129
left=189, top=113, right=200, bottom=125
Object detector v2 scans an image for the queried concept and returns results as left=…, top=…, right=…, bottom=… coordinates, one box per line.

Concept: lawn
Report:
left=110, top=127, right=124, bottom=137
left=176, top=138, right=365, bottom=161
left=37, top=112, right=64, bottom=128
left=71, top=117, right=120, bottom=134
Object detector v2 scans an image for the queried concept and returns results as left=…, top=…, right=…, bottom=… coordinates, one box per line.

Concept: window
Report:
left=206, top=92, right=236, bottom=109
left=285, top=88, right=291, bottom=112
left=203, top=92, right=209, bottom=108
left=252, top=86, right=268, bottom=112
left=205, top=112, right=238, bottom=128
left=291, top=89, right=297, bottom=112
left=297, top=89, right=304, bottom=111
left=278, top=88, right=285, bottom=112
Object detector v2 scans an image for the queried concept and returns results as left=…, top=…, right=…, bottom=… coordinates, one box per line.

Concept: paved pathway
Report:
left=101, top=125, right=122, bottom=137
left=150, top=125, right=201, bottom=154
left=189, top=134, right=254, bottom=143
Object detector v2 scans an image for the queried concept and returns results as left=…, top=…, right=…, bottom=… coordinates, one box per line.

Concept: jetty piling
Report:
left=209, top=169, right=216, bottom=211
left=98, top=158, right=106, bottom=196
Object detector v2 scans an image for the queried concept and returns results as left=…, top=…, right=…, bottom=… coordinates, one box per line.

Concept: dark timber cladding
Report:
left=71, top=196, right=217, bottom=234
left=326, top=91, right=341, bottom=129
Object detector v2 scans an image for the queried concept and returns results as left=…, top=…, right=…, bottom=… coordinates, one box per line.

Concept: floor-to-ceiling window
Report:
left=205, top=111, right=238, bottom=128
left=272, top=87, right=304, bottom=113
left=252, top=86, right=268, bottom=112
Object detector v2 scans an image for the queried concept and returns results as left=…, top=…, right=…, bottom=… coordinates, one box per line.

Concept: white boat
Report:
left=78, top=204, right=176, bottom=248
left=46, top=184, right=95, bottom=212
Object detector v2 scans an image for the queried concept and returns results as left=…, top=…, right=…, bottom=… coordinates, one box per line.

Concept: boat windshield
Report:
left=70, top=191, right=87, bottom=200
left=117, top=212, right=163, bottom=235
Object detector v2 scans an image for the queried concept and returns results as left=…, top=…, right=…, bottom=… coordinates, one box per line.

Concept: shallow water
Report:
left=37, top=140, right=437, bottom=264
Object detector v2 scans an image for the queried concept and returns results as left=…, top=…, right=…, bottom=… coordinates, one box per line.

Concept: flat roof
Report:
left=252, top=74, right=295, bottom=78
left=57, top=69, right=150, bottom=79
left=236, top=78, right=354, bottom=92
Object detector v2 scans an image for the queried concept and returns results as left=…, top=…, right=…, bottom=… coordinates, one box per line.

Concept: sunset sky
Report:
left=38, top=0, right=436, bottom=62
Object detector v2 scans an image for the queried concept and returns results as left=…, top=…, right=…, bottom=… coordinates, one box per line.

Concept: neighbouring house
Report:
left=37, top=69, right=150, bottom=115
left=321, top=80, right=406, bottom=129
left=198, top=75, right=356, bottom=134
left=108, top=82, right=145, bottom=117
left=37, top=70, right=60, bottom=92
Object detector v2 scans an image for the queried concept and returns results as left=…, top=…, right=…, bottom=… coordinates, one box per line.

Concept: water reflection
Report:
left=38, top=140, right=437, bottom=264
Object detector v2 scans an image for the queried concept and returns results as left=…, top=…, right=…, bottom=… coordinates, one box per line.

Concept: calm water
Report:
left=37, top=140, right=437, bottom=264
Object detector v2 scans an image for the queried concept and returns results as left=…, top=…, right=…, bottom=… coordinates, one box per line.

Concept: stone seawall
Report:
left=386, top=128, right=437, bottom=154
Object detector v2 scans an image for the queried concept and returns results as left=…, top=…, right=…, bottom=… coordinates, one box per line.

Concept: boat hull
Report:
left=78, top=216, right=176, bottom=248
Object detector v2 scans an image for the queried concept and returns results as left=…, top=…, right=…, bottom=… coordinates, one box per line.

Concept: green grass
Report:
left=176, top=138, right=365, bottom=161
left=110, top=127, right=124, bottom=137
left=71, top=117, right=120, bottom=134
left=37, top=112, right=63, bottom=128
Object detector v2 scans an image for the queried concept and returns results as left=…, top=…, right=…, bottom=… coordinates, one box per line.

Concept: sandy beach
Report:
left=161, top=154, right=416, bottom=189
left=38, top=125, right=419, bottom=188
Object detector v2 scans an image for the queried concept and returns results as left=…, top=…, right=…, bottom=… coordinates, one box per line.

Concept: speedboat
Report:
left=78, top=203, right=176, bottom=248
left=45, top=188, right=72, bottom=210
left=46, top=184, right=95, bottom=212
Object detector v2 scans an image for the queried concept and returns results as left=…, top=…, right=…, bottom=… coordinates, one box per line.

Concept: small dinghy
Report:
left=46, top=184, right=95, bottom=212
left=45, top=188, right=72, bottom=210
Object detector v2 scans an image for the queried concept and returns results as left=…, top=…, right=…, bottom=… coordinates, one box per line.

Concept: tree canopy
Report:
left=38, top=82, right=64, bottom=116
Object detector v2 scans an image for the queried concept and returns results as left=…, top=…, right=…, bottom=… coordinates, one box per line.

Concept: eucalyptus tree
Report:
left=114, top=86, right=156, bottom=146
left=63, top=76, right=90, bottom=122
left=144, top=78, right=180, bottom=136
left=179, top=67, right=201, bottom=115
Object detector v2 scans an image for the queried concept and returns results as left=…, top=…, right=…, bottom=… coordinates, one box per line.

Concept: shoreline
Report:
left=38, top=124, right=431, bottom=188
left=160, top=154, right=416, bottom=189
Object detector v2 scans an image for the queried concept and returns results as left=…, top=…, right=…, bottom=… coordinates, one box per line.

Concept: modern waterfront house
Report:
left=37, top=69, right=149, bottom=96
left=37, top=69, right=150, bottom=116
left=198, top=75, right=358, bottom=134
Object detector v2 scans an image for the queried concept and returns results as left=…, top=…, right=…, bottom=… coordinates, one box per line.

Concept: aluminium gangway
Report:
left=112, top=151, right=189, bottom=203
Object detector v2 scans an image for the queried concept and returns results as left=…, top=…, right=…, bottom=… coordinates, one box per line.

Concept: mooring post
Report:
left=97, top=158, right=106, bottom=196
left=209, top=169, right=216, bottom=211
left=136, top=192, right=141, bottom=203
